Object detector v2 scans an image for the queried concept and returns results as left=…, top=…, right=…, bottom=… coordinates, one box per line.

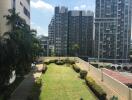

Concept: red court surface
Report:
left=103, top=69, right=132, bottom=85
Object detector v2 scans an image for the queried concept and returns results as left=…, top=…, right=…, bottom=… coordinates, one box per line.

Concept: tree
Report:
left=4, top=9, right=41, bottom=76
left=72, top=44, right=80, bottom=56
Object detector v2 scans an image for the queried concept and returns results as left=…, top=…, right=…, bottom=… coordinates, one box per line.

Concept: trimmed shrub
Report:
left=110, top=96, right=118, bottom=100
left=44, top=59, right=58, bottom=65
left=80, top=70, right=87, bottom=79
left=64, top=58, right=75, bottom=64
left=42, top=66, right=48, bottom=74
left=85, top=77, right=107, bottom=100
left=72, top=64, right=80, bottom=73
left=55, top=60, right=65, bottom=65
left=27, top=77, right=41, bottom=100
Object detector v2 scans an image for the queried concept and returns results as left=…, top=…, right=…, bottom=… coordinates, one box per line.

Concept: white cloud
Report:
left=31, top=0, right=54, bottom=12
left=80, top=5, right=86, bottom=9
left=31, top=22, right=48, bottom=36
left=74, top=6, right=79, bottom=10
left=74, top=4, right=87, bottom=10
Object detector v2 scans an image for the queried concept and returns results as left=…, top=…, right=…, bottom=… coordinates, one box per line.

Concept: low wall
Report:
left=131, top=89, right=132, bottom=100
left=89, top=64, right=102, bottom=78
left=103, top=72, right=129, bottom=100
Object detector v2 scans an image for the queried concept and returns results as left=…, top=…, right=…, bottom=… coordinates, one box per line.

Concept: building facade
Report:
left=48, top=17, right=55, bottom=56
left=38, top=36, right=49, bottom=56
left=49, top=7, right=68, bottom=56
left=48, top=7, right=94, bottom=57
left=94, top=0, right=132, bottom=63
left=0, top=0, right=30, bottom=35
left=68, top=11, right=94, bottom=57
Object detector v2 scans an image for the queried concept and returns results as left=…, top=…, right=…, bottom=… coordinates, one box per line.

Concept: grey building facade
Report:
left=38, top=36, right=49, bottom=56
left=94, top=0, right=132, bottom=63
left=48, top=7, right=94, bottom=57
left=68, top=11, right=94, bottom=57
left=54, top=7, right=68, bottom=56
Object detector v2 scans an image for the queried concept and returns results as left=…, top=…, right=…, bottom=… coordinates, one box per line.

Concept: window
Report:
left=13, top=0, right=16, bottom=9
left=24, top=7, right=30, bottom=19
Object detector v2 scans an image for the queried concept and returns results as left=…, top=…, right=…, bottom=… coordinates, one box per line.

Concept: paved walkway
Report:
left=9, top=72, right=35, bottom=100
left=9, top=64, right=43, bottom=100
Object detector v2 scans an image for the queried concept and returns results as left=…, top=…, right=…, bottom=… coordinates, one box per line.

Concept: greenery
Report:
left=110, top=96, right=118, bottom=100
left=42, top=66, right=48, bottom=74
left=55, top=60, right=65, bottom=65
left=72, top=44, right=80, bottom=56
left=0, top=9, right=41, bottom=94
left=27, top=77, right=42, bottom=100
left=72, top=64, right=80, bottom=73
left=80, top=70, right=87, bottom=79
left=64, top=58, right=75, bottom=64
left=85, top=77, right=107, bottom=100
left=44, top=59, right=75, bottom=65
left=40, top=64, right=97, bottom=100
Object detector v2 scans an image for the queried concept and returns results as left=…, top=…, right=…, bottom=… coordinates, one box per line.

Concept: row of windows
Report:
left=24, top=7, right=30, bottom=19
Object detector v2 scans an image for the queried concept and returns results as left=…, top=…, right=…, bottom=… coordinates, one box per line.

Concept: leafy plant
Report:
left=72, top=64, right=80, bottom=73
left=85, top=77, right=107, bottom=100
left=80, top=70, right=87, bottom=79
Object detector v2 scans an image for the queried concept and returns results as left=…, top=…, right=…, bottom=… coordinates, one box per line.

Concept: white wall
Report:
left=0, top=0, right=30, bottom=35
left=0, top=0, right=12, bottom=35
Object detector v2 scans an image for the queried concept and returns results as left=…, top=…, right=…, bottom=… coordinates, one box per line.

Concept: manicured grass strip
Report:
left=40, top=64, right=97, bottom=100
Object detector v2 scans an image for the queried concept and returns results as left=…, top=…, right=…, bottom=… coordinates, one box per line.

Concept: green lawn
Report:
left=40, top=64, right=97, bottom=100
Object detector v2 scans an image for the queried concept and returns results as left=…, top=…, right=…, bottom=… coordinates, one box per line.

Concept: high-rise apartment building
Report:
left=0, top=0, right=30, bottom=35
left=68, top=11, right=94, bottom=57
left=49, top=7, right=68, bottom=56
left=48, top=7, right=94, bottom=57
left=94, top=0, right=132, bottom=63
left=38, top=36, right=49, bottom=56
left=48, top=17, right=55, bottom=56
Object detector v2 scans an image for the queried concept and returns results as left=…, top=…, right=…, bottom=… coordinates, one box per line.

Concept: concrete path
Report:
left=9, top=64, right=43, bottom=100
left=9, top=72, right=35, bottom=100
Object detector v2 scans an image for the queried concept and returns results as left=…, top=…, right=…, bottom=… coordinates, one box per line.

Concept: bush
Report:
left=80, top=70, right=87, bottom=79
left=55, top=60, right=65, bottom=65
left=72, top=64, right=80, bottom=73
left=44, top=59, right=58, bottom=65
left=49, top=59, right=58, bottom=63
left=85, top=77, right=107, bottom=100
left=64, top=58, right=75, bottom=64
left=27, top=77, right=41, bottom=100
left=110, top=96, right=118, bottom=100
left=42, top=66, right=48, bottom=74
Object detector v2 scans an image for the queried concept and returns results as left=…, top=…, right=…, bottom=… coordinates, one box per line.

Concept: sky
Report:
left=31, top=0, right=95, bottom=36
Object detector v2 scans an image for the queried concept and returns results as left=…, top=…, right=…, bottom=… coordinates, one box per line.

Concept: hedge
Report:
left=27, top=77, right=42, bottom=100
left=72, top=64, right=80, bottom=73
left=80, top=70, right=87, bottom=79
left=64, top=58, right=75, bottom=64
left=85, top=77, right=107, bottom=100
left=55, top=60, right=65, bottom=65
left=44, top=59, right=75, bottom=65
left=42, top=66, right=48, bottom=74
left=44, top=59, right=58, bottom=65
